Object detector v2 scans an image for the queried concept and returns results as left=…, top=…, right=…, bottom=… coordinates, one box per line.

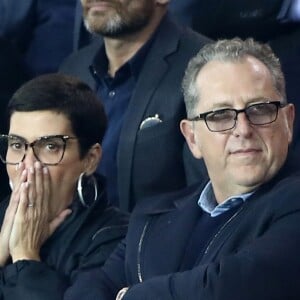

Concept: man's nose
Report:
left=232, top=112, right=253, bottom=137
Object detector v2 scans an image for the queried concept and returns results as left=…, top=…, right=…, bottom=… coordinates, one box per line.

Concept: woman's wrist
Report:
left=0, top=254, right=9, bottom=267
left=12, top=251, right=41, bottom=263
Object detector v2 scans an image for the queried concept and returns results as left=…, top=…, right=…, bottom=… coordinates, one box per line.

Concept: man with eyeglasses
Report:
left=62, top=38, right=300, bottom=300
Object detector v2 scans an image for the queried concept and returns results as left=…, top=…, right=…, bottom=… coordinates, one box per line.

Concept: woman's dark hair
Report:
left=7, top=73, right=107, bottom=157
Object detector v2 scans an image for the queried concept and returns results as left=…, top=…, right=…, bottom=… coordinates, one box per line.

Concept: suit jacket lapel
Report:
left=84, top=39, right=105, bottom=90
left=117, top=17, right=182, bottom=211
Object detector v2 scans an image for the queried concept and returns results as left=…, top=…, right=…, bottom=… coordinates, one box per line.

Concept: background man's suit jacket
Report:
left=60, top=16, right=210, bottom=211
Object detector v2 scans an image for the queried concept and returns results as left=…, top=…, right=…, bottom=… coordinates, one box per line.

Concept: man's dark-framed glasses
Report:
left=188, top=101, right=286, bottom=132
left=0, top=134, right=77, bottom=165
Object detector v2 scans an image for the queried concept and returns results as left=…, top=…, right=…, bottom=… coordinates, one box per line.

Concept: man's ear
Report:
left=83, top=143, right=102, bottom=175
left=285, top=103, right=295, bottom=144
left=180, top=119, right=202, bottom=159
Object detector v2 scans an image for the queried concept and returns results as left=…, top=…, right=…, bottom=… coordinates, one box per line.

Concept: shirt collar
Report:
left=198, top=181, right=254, bottom=217
left=90, top=24, right=158, bottom=80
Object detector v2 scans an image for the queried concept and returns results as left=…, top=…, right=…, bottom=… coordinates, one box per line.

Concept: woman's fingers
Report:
left=10, top=164, right=27, bottom=201
left=41, top=165, right=50, bottom=214
left=9, top=162, right=53, bottom=262
left=27, top=164, right=36, bottom=209
left=18, top=181, right=30, bottom=216
left=9, top=181, right=32, bottom=261
left=0, top=164, right=28, bottom=266
left=4, top=168, right=27, bottom=222
left=8, top=162, right=69, bottom=262
left=28, top=162, right=50, bottom=213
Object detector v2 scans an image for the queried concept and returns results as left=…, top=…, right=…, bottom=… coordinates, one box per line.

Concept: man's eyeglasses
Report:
left=188, top=101, right=286, bottom=132
left=0, top=135, right=77, bottom=165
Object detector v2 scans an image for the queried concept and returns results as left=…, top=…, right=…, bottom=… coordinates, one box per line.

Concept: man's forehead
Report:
left=197, top=55, right=270, bottom=80
left=195, top=56, right=277, bottom=108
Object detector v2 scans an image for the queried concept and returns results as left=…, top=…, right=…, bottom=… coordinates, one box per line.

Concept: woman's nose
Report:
left=22, top=146, right=38, bottom=167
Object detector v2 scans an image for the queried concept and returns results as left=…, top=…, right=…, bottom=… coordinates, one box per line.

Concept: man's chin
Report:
left=231, top=168, right=266, bottom=188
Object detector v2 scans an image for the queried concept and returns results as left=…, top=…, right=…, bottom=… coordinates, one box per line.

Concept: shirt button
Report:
left=109, top=90, right=116, bottom=98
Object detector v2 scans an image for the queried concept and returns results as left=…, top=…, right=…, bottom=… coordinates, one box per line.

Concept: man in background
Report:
left=60, top=0, right=210, bottom=211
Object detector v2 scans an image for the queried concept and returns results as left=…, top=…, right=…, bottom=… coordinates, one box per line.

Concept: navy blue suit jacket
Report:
left=64, top=156, right=300, bottom=300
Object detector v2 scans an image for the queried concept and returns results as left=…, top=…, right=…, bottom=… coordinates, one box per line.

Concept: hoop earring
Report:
left=77, top=172, right=98, bottom=207
left=9, top=180, right=14, bottom=191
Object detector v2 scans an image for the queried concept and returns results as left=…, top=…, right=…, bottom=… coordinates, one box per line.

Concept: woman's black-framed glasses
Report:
left=188, top=101, right=286, bottom=132
left=0, top=134, right=77, bottom=165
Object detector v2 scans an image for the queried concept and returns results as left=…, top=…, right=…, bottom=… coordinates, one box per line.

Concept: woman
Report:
left=0, top=73, right=128, bottom=299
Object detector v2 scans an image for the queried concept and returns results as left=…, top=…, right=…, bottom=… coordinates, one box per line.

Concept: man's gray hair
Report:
left=182, top=38, right=286, bottom=118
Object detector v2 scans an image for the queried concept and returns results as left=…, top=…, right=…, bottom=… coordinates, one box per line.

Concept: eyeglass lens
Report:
left=0, top=135, right=66, bottom=165
left=205, top=102, right=279, bottom=132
